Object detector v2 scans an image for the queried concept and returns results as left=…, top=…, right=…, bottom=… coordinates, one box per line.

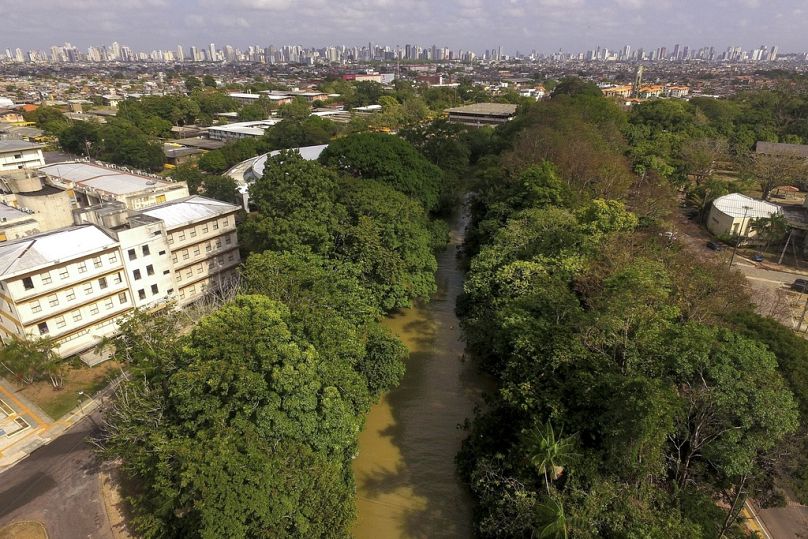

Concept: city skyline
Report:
left=1, top=0, right=807, bottom=54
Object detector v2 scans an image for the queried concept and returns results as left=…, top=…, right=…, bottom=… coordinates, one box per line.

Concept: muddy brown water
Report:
left=352, top=208, right=492, bottom=538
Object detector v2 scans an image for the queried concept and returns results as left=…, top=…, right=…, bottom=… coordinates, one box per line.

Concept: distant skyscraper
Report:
left=176, top=45, right=185, bottom=62
left=209, top=42, right=216, bottom=62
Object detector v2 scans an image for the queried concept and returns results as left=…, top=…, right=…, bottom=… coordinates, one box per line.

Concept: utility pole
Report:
left=729, top=206, right=751, bottom=268
left=779, top=228, right=794, bottom=265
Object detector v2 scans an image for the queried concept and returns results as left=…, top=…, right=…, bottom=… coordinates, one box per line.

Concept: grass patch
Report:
left=0, top=521, right=47, bottom=539
left=15, top=360, right=122, bottom=420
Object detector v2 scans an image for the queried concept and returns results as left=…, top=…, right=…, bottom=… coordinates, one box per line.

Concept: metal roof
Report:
left=445, top=103, right=518, bottom=116
left=39, top=162, right=177, bottom=196
left=0, top=225, right=118, bottom=279
left=756, top=141, right=808, bottom=158
left=712, top=193, right=781, bottom=219
left=138, top=195, right=239, bottom=230
left=0, top=140, right=45, bottom=153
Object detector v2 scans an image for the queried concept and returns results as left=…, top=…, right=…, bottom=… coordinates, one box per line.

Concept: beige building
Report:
left=446, top=103, right=518, bottom=127
left=0, top=195, right=241, bottom=358
left=0, top=141, right=45, bottom=172
left=38, top=161, right=189, bottom=211
left=139, top=196, right=240, bottom=306
left=707, top=193, right=781, bottom=238
left=0, top=225, right=132, bottom=357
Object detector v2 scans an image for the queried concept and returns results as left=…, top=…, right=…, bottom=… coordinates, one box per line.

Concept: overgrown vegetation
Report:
left=456, top=81, right=807, bottom=538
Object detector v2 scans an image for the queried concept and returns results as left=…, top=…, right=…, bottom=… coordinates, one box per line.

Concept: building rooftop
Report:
left=0, top=225, right=118, bottom=279
left=0, top=203, right=33, bottom=224
left=208, top=120, right=279, bottom=136
left=39, top=162, right=180, bottom=196
left=445, top=103, right=518, bottom=116
left=756, top=141, right=808, bottom=159
left=712, top=193, right=781, bottom=219
left=138, top=195, right=239, bottom=229
left=0, top=140, right=45, bottom=153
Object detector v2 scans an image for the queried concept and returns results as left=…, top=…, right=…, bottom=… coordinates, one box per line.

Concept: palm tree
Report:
left=534, top=496, right=569, bottom=539
left=523, top=421, right=577, bottom=495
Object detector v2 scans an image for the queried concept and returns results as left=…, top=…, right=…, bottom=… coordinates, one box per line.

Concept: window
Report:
left=108, top=253, right=118, bottom=264
left=202, top=223, right=208, bottom=233
left=66, top=289, right=76, bottom=301
left=77, top=262, right=87, bottom=274
left=205, top=243, right=212, bottom=253
left=167, top=288, right=174, bottom=294
left=196, top=264, right=203, bottom=275
left=30, top=300, right=42, bottom=314
left=182, top=250, right=189, bottom=260
left=163, top=270, right=170, bottom=275
left=59, top=268, right=69, bottom=279
left=104, top=298, right=114, bottom=310
left=22, top=276, right=34, bottom=290
left=172, top=254, right=178, bottom=264
left=41, top=272, right=52, bottom=285
left=146, top=264, right=154, bottom=276
left=133, top=269, right=141, bottom=280
left=138, top=289, right=146, bottom=300
left=113, top=272, right=122, bottom=284
left=83, top=283, right=93, bottom=295
left=215, top=240, right=221, bottom=249
left=55, top=316, right=66, bottom=329
left=167, top=236, right=174, bottom=245
left=225, top=235, right=232, bottom=245
left=159, top=250, right=166, bottom=256
left=153, top=230, right=161, bottom=236
left=89, top=303, right=99, bottom=315
left=193, top=246, right=200, bottom=256
left=118, top=292, right=127, bottom=304
left=190, top=229, right=197, bottom=238
left=93, top=256, right=102, bottom=268
left=178, top=231, right=186, bottom=241
left=142, top=245, right=150, bottom=256
left=13, top=153, right=22, bottom=159
left=38, top=322, right=48, bottom=335
left=212, top=220, right=219, bottom=230
left=151, top=284, right=159, bottom=295
left=72, top=310, right=82, bottom=322
left=48, top=294, right=59, bottom=307
left=99, top=277, right=107, bottom=289
left=185, top=269, right=192, bottom=279
left=128, top=249, right=137, bottom=261
left=228, top=253, right=235, bottom=262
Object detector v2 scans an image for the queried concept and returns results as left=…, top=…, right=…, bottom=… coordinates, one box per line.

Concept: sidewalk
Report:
left=0, top=374, right=125, bottom=473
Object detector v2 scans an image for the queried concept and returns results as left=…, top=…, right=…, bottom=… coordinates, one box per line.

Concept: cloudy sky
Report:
left=1, top=0, right=806, bottom=54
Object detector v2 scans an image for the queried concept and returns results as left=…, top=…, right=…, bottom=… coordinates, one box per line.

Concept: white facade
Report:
left=707, top=193, right=781, bottom=238
left=0, top=196, right=241, bottom=358
left=0, top=141, right=45, bottom=171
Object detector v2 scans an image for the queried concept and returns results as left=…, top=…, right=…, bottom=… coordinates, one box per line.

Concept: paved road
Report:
left=758, top=504, right=808, bottom=539
left=0, top=410, right=112, bottom=539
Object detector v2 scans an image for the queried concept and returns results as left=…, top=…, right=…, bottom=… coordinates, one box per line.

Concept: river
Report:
left=352, top=207, right=491, bottom=538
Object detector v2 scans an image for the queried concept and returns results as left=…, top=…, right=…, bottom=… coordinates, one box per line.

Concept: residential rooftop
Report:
left=755, top=141, right=808, bottom=159
left=712, top=193, right=781, bottom=219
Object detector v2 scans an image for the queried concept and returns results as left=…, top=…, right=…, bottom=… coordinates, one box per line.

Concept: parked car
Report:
left=706, top=241, right=723, bottom=251
left=792, top=279, right=808, bottom=293
left=751, top=253, right=765, bottom=262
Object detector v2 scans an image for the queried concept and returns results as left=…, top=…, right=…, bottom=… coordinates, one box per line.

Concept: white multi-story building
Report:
left=0, top=141, right=45, bottom=172
left=0, top=195, right=241, bottom=357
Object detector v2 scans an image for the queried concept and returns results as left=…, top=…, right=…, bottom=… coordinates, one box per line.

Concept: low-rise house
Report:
left=0, top=141, right=45, bottom=172
left=707, top=193, right=781, bottom=238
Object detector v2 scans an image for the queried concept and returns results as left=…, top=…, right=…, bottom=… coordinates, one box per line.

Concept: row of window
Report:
left=175, top=253, right=238, bottom=283
left=136, top=284, right=170, bottom=301
left=21, top=253, right=120, bottom=291
left=167, top=217, right=231, bottom=245
left=28, top=273, right=122, bottom=313
left=36, top=291, right=127, bottom=335
left=171, top=235, right=233, bottom=264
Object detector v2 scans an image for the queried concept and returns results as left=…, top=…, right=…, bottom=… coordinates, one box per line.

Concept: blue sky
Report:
left=1, top=0, right=805, bottom=54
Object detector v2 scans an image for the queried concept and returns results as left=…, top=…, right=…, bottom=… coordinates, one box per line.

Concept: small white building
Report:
left=707, top=193, right=781, bottom=238
left=207, top=120, right=279, bottom=142
left=0, top=141, right=45, bottom=172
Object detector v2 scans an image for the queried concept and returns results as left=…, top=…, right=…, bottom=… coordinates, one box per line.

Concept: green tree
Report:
left=242, top=151, right=341, bottom=254
left=319, top=132, right=444, bottom=212
left=202, top=175, right=239, bottom=204
left=0, top=336, right=64, bottom=388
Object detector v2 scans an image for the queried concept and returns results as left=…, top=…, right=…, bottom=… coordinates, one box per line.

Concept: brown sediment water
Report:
left=352, top=207, right=491, bottom=538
